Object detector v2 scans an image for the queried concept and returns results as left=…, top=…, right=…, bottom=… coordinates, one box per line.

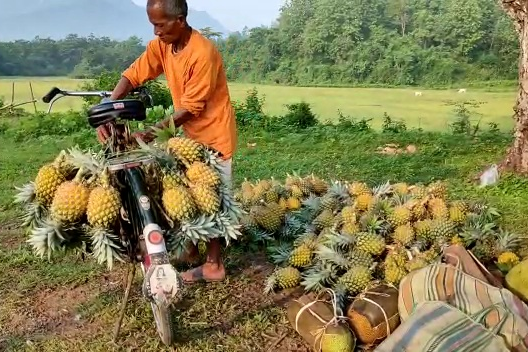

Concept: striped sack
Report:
left=375, top=301, right=510, bottom=352
left=398, top=260, right=528, bottom=351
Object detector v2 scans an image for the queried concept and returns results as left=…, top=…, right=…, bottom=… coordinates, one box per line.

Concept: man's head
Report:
left=146, top=0, right=189, bottom=44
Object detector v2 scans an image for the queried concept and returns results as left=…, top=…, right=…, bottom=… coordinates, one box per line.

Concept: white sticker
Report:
left=139, top=195, right=150, bottom=210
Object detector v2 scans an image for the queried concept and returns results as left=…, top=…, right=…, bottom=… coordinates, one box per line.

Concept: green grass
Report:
left=0, top=76, right=518, bottom=130
left=2, top=103, right=528, bottom=350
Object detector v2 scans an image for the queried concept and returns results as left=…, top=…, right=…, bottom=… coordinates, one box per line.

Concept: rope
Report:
left=294, top=288, right=350, bottom=351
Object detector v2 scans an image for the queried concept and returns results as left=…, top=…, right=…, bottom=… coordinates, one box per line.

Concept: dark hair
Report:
left=147, top=0, right=188, bottom=18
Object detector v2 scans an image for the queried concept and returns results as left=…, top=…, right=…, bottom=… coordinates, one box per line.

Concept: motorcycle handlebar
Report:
left=42, top=86, right=153, bottom=113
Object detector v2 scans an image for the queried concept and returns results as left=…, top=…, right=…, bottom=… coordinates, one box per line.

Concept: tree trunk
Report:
left=501, top=1, right=528, bottom=173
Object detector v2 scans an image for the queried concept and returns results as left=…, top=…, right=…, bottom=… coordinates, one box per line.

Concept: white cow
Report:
left=458, top=88, right=467, bottom=93
left=414, top=91, right=423, bottom=97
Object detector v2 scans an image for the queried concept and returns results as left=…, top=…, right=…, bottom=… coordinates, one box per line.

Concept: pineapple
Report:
left=472, top=237, right=496, bottom=263
left=34, top=152, right=69, bottom=207
left=162, top=185, right=197, bottom=222
left=264, top=187, right=280, bottom=204
left=320, top=194, right=339, bottom=212
left=289, top=244, right=314, bottom=268
left=409, top=184, right=427, bottom=199
left=496, top=251, right=520, bottom=272
left=287, top=197, right=301, bottom=210
left=342, top=222, right=360, bottom=235
left=185, top=161, right=221, bottom=189
left=392, top=224, right=415, bottom=247
left=86, top=169, right=121, bottom=229
left=348, top=182, right=371, bottom=197
left=289, top=184, right=304, bottom=199
left=265, top=266, right=301, bottom=293
left=250, top=203, right=284, bottom=233
left=338, top=266, right=372, bottom=295
left=449, top=206, right=466, bottom=225
left=405, top=257, right=428, bottom=272
left=320, top=331, right=356, bottom=352
left=355, top=232, right=386, bottom=256
left=355, top=193, right=374, bottom=212
left=451, top=235, right=464, bottom=246
left=493, top=230, right=528, bottom=259
left=347, top=250, right=375, bottom=268
left=388, top=206, right=411, bottom=227
left=341, top=206, right=357, bottom=225
left=414, top=219, right=432, bottom=241
left=450, top=200, right=469, bottom=214
left=306, top=174, right=328, bottom=195
left=166, top=137, right=204, bottom=164
left=162, top=170, right=183, bottom=191
left=428, top=197, right=449, bottom=220
left=429, top=218, right=456, bottom=244
left=313, top=209, right=335, bottom=230
left=189, top=184, right=221, bottom=215
left=384, top=257, right=407, bottom=285
left=50, top=168, right=90, bottom=224
left=392, top=182, right=409, bottom=196
left=427, top=181, right=448, bottom=199
left=278, top=197, right=288, bottom=211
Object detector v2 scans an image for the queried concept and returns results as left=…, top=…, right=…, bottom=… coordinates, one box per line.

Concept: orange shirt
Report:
left=122, top=29, right=237, bottom=160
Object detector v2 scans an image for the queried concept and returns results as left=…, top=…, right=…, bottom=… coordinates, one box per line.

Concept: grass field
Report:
left=1, top=78, right=527, bottom=351
left=0, top=76, right=518, bottom=130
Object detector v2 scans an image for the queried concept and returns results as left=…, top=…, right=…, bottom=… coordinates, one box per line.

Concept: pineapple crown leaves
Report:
left=150, top=116, right=180, bottom=144
left=28, top=217, right=79, bottom=261
left=88, top=227, right=126, bottom=270
left=13, top=182, right=36, bottom=206
left=67, top=145, right=107, bottom=176
left=323, top=230, right=355, bottom=250
left=213, top=212, right=243, bottom=246
left=373, top=180, right=392, bottom=197
left=134, top=137, right=183, bottom=172
left=264, top=271, right=279, bottom=295
left=218, top=185, right=245, bottom=223
left=315, top=243, right=350, bottom=269
left=178, top=214, right=223, bottom=245
left=19, top=201, right=48, bottom=230
left=494, top=229, right=528, bottom=254
left=327, top=180, right=351, bottom=202
left=267, top=241, right=294, bottom=266
left=300, top=262, right=339, bottom=293
left=166, top=229, right=192, bottom=256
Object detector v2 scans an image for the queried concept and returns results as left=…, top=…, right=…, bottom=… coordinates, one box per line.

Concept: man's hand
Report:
left=97, top=124, right=111, bottom=144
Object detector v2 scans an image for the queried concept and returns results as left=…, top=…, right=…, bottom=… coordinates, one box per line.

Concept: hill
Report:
left=0, top=0, right=229, bottom=43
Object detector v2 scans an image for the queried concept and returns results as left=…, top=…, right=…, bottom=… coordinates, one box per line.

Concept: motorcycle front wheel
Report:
left=150, top=300, right=175, bottom=346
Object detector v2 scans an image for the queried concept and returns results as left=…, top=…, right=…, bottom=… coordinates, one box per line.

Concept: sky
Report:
left=132, top=0, right=285, bottom=32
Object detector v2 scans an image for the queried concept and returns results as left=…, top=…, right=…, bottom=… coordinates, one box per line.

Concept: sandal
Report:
left=181, top=266, right=225, bottom=284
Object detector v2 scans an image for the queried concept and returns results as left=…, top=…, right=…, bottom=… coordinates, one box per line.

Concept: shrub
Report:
left=382, top=113, right=407, bottom=133
left=233, top=87, right=267, bottom=127
left=281, top=101, right=318, bottom=130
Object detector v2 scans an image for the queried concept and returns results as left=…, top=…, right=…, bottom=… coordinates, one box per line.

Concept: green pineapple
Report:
left=355, top=232, right=386, bottom=256
left=338, top=266, right=372, bottom=295
left=392, top=224, right=415, bottom=247
left=264, top=266, right=301, bottom=293
left=313, top=209, right=335, bottom=231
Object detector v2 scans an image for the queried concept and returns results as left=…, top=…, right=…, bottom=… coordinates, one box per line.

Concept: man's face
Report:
left=147, top=5, right=186, bottom=44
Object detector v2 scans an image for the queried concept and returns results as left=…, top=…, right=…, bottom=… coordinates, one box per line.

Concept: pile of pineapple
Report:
left=13, top=135, right=244, bottom=270
left=235, top=174, right=527, bottom=310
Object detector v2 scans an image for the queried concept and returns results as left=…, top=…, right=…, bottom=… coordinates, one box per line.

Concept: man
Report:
left=97, top=0, right=237, bottom=284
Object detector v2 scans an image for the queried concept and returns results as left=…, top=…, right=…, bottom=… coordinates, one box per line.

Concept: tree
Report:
left=199, top=27, right=222, bottom=41
left=499, top=0, right=528, bottom=173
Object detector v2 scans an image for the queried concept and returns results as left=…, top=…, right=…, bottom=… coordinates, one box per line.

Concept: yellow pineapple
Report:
left=355, top=193, right=374, bottom=212
left=342, top=222, right=360, bottom=235
left=250, top=203, right=284, bottom=232
left=50, top=169, right=90, bottom=224
left=414, top=219, right=432, bottom=240
left=162, top=170, right=182, bottom=191
left=392, top=182, right=409, bottom=196
left=409, top=185, right=427, bottom=200
left=313, top=209, right=335, bottom=230
left=341, top=206, right=357, bottom=225
left=306, top=174, right=328, bottom=195
left=393, top=224, right=415, bottom=247
left=166, top=137, right=203, bottom=164
left=86, top=169, right=121, bottom=229
left=428, top=197, right=449, bottom=219
left=427, top=181, right=448, bottom=199
left=388, top=206, right=411, bottom=227
left=348, top=182, right=371, bottom=197
left=34, top=152, right=69, bottom=207
left=450, top=200, right=469, bottom=214
left=162, top=185, right=197, bottom=222
left=497, top=252, right=520, bottom=271
left=339, top=266, right=372, bottom=295
left=287, top=197, right=301, bottom=210
left=451, top=235, right=464, bottom=246
left=289, top=244, right=314, bottom=268
left=189, top=184, right=220, bottom=215
left=449, top=206, right=466, bottom=225
left=278, top=197, right=288, bottom=211
left=275, top=266, right=301, bottom=289
left=185, top=161, right=221, bottom=189
left=355, top=232, right=386, bottom=256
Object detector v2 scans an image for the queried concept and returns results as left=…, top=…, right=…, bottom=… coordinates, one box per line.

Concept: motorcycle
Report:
left=42, top=86, right=183, bottom=346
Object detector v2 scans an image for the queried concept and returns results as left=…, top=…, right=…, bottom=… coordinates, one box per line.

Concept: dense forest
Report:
left=0, top=0, right=519, bottom=86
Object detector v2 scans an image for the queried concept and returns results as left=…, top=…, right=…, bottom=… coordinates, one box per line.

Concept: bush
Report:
left=382, top=113, right=407, bottom=133
left=5, top=111, right=90, bottom=141
left=281, top=101, right=318, bottom=130
left=80, top=70, right=173, bottom=109
left=233, top=87, right=267, bottom=127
